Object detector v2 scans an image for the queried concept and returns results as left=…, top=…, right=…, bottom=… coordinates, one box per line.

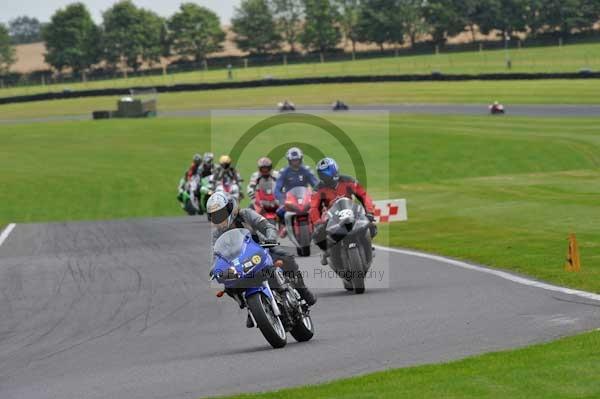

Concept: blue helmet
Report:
left=316, top=157, right=339, bottom=186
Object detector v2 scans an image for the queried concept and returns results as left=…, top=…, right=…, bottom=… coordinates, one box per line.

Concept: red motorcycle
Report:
left=284, top=186, right=313, bottom=257
left=254, top=178, right=279, bottom=225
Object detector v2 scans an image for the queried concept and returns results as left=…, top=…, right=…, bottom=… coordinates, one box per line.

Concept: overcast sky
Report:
left=1, top=0, right=241, bottom=25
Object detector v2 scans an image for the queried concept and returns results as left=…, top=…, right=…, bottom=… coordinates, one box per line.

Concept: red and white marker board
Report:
left=373, top=199, right=407, bottom=223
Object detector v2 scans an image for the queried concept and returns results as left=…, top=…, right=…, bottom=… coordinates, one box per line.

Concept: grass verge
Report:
left=212, top=330, right=600, bottom=399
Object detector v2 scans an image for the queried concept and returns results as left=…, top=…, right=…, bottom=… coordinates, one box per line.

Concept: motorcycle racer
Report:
left=274, top=148, right=318, bottom=234
left=186, top=153, right=203, bottom=180
left=213, top=155, right=243, bottom=185
left=206, top=192, right=316, bottom=306
left=198, top=152, right=215, bottom=178
left=247, top=157, right=280, bottom=201
left=310, top=157, right=377, bottom=265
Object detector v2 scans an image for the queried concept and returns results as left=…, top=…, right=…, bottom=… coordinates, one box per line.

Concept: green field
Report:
left=213, top=330, right=600, bottom=399
left=1, top=114, right=599, bottom=293
left=2, top=42, right=600, bottom=99
left=2, top=79, right=600, bottom=121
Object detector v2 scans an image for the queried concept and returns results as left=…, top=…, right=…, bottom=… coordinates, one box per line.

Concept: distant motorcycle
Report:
left=332, top=100, right=349, bottom=111
left=489, top=102, right=505, bottom=115
left=254, top=178, right=279, bottom=226
left=325, top=197, right=373, bottom=294
left=278, top=100, right=296, bottom=112
left=211, top=228, right=315, bottom=348
left=284, top=186, right=313, bottom=257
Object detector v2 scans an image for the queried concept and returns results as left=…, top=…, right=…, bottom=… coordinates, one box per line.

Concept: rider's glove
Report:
left=366, top=213, right=376, bottom=223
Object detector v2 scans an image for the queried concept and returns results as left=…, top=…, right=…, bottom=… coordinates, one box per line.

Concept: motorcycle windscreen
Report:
left=286, top=186, right=311, bottom=212
left=214, top=228, right=251, bottom=262
left=326, top=197, right=366, bottom=240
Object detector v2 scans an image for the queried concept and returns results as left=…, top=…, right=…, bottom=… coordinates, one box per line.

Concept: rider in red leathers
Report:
left=310, top=158, right=377, bottom=265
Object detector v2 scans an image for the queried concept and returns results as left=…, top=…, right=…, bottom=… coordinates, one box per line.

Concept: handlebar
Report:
left=260, top=242, right=280, bottom=248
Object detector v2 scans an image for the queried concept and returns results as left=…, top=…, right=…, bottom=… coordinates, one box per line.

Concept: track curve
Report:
left=0, top=218, right=598, bottom=399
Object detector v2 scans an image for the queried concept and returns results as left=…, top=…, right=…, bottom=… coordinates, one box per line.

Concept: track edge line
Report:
left=373, top=244, right=600, bottom=302
left=0, top=223, right=16, bottom=247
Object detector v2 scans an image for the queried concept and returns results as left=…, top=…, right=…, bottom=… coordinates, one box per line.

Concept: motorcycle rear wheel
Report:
left=290, top=314, right=314, bottom=342
left=247, top=293, right=287, bottom=348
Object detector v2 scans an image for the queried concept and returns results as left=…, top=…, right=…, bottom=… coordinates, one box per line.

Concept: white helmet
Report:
left=206, top=192, right=236, bottom=227
left=286, top=147, right=303, bottom=163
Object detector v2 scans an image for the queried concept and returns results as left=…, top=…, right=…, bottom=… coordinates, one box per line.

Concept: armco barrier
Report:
left=1, top=72, right=599, bottom=106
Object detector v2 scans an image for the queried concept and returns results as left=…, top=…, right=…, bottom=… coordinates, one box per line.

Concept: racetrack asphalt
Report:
left=0, top=103, right=599, bottom=124
left=0, top=218, right=598, bottom=399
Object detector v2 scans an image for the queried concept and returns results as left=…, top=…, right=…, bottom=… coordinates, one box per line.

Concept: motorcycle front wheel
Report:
left=183, top=199, right=198, bottom=215
left=347, top=246, right=366, bottom=294
left=247, top=293, right=287, bottom=348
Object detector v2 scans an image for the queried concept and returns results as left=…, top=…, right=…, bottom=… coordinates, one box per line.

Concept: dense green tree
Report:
left=102, top=1, right=164, bottom=71
left=167, top=3, right=225, bottom=62
left=42, top=3, right=100, bottom=73
left=9, top=16, right=43, bottom=44
left=301, top=0, right=341, bottom=54
left=335, top=0, right=361, bottom=55
left=541, top=0, right=600, bottom=37
left=399, top=0, right=430, bottom=47
left=422, top=0, right=468, bottom=44
left=357, top=0, right=405, bottom=52
left=0, top=24, right=16, bottom=74
left=232, top=0, right=281, bottom=54
left=470, top=0, right=528, bottom=38
left=272, top=0, right=303, bottom=53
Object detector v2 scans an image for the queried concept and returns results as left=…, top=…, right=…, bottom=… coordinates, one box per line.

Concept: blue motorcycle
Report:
left=211, top=228, right=314, bottom=348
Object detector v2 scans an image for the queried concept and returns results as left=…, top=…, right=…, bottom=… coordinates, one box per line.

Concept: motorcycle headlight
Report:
left=224, top=266, right=239, bottom=280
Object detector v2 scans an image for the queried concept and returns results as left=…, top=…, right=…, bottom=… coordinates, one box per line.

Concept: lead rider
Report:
left=206, top=192, right=317, bottom=307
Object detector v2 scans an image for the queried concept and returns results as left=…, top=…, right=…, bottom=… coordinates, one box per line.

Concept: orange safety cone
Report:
left=565, top=233, right=581, bottom=272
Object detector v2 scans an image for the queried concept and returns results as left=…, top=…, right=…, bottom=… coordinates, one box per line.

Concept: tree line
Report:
left=0, top=0, right=599, bottom=75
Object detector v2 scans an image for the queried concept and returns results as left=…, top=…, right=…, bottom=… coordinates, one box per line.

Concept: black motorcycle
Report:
left=332, top=100, right=349, bottom=111
left=325, top=197, right=373, bottom=294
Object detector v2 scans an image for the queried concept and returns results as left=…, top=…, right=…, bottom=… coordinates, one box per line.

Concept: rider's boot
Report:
left=294, top=272, right=317, bottom=306
left=246, top=312, right=255, bottom=328
left=319, top=250, right=329, bottom=266
left=297, top=287, right=317, bottom=306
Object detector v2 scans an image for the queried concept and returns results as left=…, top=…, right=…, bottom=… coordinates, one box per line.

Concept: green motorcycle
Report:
left=177, top=175, right=201, bottom=215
